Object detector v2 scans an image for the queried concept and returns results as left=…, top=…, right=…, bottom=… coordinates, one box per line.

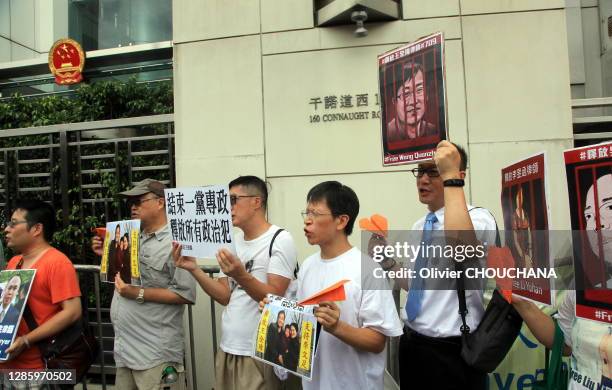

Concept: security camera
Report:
left=351, top=10, right=368, bottom=38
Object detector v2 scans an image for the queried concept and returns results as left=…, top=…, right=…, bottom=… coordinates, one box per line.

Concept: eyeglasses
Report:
left=128, top=196, right=159, bottom=207
left=229, top=195, right=258, bottom=206
left=396, top=86, right=424, bottom=101
left=410, top=168, right=440, bottom=178
left=4, top=220, right=27, bottom=229
left=300, top=210, right=333, bottom=220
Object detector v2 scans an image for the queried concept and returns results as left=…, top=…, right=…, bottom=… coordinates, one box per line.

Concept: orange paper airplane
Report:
left=359, top=214, right=388, bottom=238
left=92, top=227, right=107, bottom=239
left=298, top=279, right=350, bottom=305
left=486, top=246, right=516, bottom=303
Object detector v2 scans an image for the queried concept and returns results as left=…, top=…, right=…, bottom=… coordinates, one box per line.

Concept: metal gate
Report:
left=0, top=114, right=175, bottom=386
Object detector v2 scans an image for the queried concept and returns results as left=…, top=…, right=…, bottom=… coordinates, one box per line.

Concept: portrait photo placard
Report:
left=378, top=32, right=447, bottom=166
left=100, top=220, right=141, bottom=286
left=564, top=142, right=612, bottom=323
left=253, top=294, right=318, bottom=381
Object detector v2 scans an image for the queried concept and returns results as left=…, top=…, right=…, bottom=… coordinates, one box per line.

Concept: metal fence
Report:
left=75, top=264, right=220, bottom=390
left=0, top=114, right=176, bottom=387
left=0, top=114, right=175, bottom=232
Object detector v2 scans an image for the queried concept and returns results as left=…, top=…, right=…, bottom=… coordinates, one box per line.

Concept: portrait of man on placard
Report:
left=510, top=185, right=534, bottom=269
left=567, top=162, right=612, bottom=311
left=565, top=144, right=612, bottom=322
left=386, top=61, right=438, bottom=144
left=379, top=33, right=447, bottom=166
left=0, top=275, right=21, bottom=325
left=581, top=169, right=612, bottom=291
left=501, top=178, right=548, bottom=271
left=0, top=269, right=36, bottom=361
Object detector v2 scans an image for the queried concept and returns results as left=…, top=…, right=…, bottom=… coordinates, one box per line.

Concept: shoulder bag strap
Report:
left=15, top=257, right=40, bottom=333
left=456, top=207, right=500, bottom=336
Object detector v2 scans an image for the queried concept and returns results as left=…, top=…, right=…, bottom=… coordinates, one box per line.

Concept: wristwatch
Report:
left=136, top=288, right=145, bottom=304
left=443, top=178, right=465, bottom=187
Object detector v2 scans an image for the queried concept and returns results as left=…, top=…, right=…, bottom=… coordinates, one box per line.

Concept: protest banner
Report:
left=164, top=185, right=235, bottom=258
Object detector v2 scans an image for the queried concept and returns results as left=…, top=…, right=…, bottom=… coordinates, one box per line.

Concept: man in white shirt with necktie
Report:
left=371, top=141, right=496, bottom=389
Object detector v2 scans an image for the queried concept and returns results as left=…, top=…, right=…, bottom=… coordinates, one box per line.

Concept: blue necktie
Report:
left=406, top=212, right=438, bottom=322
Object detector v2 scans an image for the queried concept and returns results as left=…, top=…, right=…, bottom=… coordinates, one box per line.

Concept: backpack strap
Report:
left=268, top=228, right=300, bottom=278
left=15, top=257, right=40, bottom=331
left=268, top=229, right=285, bottom=258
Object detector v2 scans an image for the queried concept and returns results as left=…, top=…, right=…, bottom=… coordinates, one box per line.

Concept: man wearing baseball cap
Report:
left=92, top=178, right=196, bottom=390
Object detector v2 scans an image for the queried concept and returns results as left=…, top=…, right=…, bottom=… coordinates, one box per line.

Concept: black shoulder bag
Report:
left=455, top=209, right=523, bottom=373
left=17, top=258, right=99, bottom=383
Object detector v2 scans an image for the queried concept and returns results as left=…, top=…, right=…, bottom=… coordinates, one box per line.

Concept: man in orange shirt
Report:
left=1, top=199, right=82, bottom=374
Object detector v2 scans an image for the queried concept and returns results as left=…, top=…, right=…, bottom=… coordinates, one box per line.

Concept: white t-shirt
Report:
left=297, top=247, right=404, bottom=390
left=402, top=205, right=498, bottom=337
left=219, top=225, right=298, bottom=356
left=557, top=291, right=612, bottom=390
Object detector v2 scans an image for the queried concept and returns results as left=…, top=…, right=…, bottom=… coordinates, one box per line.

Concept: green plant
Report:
left=0, top=78, right=172, bottom=130
left=0, top=78, right=174, bottom=307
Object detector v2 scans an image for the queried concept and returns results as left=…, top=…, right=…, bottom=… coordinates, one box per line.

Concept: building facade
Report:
left=0, top=1, right=609, bottom=389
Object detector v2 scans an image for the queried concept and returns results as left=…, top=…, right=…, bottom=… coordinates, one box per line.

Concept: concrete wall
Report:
left=566, top=0, right=604, bottom=119
left=173, top=1, right=574, bottom=389
left=0, top=0, right=68, bottom=64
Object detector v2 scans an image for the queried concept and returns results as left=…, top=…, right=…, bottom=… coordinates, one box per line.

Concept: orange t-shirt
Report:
left=0, top=248, right=81, bottom=369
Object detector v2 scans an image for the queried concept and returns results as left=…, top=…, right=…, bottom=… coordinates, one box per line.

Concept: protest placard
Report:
left=0, top=269, right=36, bottom=361
left=164, top=185, right=235, bottom=258
left=100, top=220, right=141, bottom=285
left=564, top=142, right=612, bottom=323
left=501, top=153, right=553, bottom=305
left=253, top=294, right=318, bottom=380
left=379, top=32, right=447, bottom=166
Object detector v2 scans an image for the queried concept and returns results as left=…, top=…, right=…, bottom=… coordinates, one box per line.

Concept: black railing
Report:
left=75, top=264, right=220, bottom=390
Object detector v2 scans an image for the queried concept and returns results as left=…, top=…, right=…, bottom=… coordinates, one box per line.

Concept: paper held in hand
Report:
left=164, top=185, right=236, bottom=259
left=253, top=294, right=318, bottom=381
left=100, top=219, right=142, bottom=286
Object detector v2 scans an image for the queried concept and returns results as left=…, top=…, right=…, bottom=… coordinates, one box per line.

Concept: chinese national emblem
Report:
left=48, top=38, right=85, bottom=85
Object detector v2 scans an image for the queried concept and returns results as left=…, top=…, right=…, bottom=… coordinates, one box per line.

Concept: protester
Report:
left=513, top=171, right=612, bottom=390
left=1, top=199, right=82, bottom=376
left=173, top=175, right=298, bottom=390
left=92, top=179, right=196, bottom=390
left=369, top=141, right=496, bottom=389
left=297, top=181, right=403, bottom=389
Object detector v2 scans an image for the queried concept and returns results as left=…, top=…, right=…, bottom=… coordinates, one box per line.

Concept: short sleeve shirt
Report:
left=557, top=291, right=612, bottom=390
left=219, top=225, right=298, bottom=356
left=402, top=206, right=498, bottom=337
left=111, top=224, right=197, bottom=370
left=297, top=247, right=403, bottom=390
left=0, top=248, right=81, bottom=369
